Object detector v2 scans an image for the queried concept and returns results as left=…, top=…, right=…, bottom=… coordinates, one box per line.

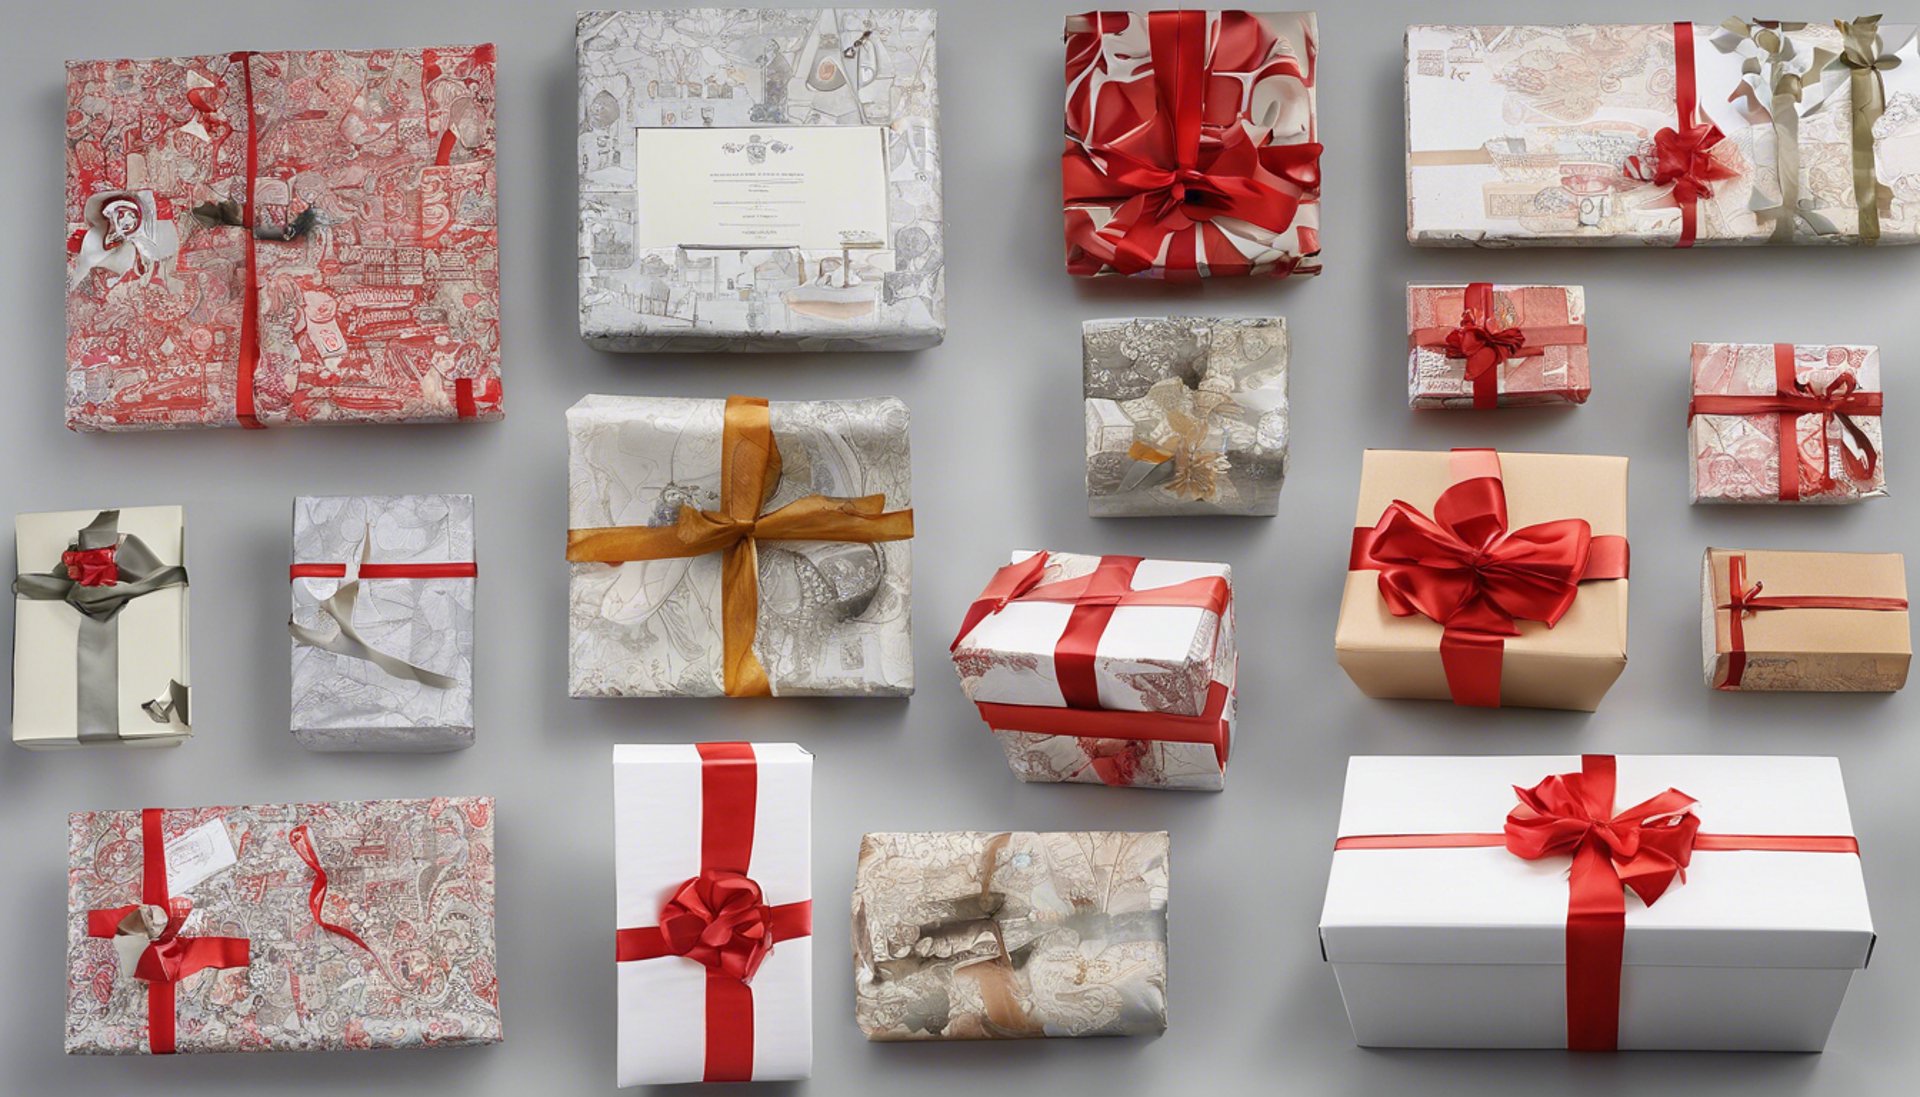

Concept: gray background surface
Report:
left=4, top=1, right=1918, bottom=1093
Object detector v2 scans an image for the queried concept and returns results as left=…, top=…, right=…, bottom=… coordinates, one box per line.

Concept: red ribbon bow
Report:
left=1445, top=313, right=1528, bottom=382
left=1410, top=284, right=1588, bottom=409
left=63, top=545, right=119, bottom=587
left=656, top=869, right=778, bottom=983
left=1688, top=344, right=1882, bottom=501
left=1622, top=24, right=1739, bottom=247
left=1716, top=553, right=1909, bottom=688
left=288, top=824, right=375, bottom=955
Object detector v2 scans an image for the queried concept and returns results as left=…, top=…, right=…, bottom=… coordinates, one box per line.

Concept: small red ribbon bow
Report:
left=657, top=869, right=776, bottom=983
left=63, top=545, right=119, bottom=587
left=1505, top=768, right=1702, bottom=907
left=1444, top=311, right=1529, bottom=382
left=125, top=898, right=200, bottom=984
left=1642, top=123, right=1737, bottom=205
left=1798, top=374, right=1880, bottom=488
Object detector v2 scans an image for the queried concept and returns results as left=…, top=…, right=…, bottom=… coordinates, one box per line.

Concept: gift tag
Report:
left=164, top=818, right=237, bottom=896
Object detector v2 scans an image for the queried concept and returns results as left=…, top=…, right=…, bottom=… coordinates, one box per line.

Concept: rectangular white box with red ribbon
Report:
left=613, top=743, right=812, bottom=1085
left=1320, top=755, right=1874, bottom=1051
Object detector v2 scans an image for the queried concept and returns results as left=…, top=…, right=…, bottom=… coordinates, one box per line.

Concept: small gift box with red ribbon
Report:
left=1704, top=547, right=1910, bottom=691
left=952, top=551, right=1235, bottom=791
left=854, top=830, right=1170, bottom=1039
left=1064, top=10, right=1321, bottom=279
left=1690, top=342, right=1885, bottom=504
left=614, top=743, right=811, bottom=1084
left=291, top=495, right=478, bottom=751
left=1320, top=755, right=1874, bottom=1050
left=66, top=797, right=501, bottom=1053
left=1407, top=283, right=1589, bottom=409
left=1336, top=449, right=1630, bottom=711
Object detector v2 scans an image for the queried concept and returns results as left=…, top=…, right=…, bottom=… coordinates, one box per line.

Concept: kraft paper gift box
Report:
left=1335, top=449, right=1629, bottom=711
left=1407, top=283, right=1589, bottom=409
left=66, top=796, right=502, bottom=1054
left=576, top=9, right=945, bottom=352
left=853, top=831, right=1170, bottom=1039
left=566, top=394, right=913, bottom=699
left=951, top=550, right=1234, bottom=791
left=13, top=507, right=189, bottom=748
left=1084, top=316, right=1289, bottom=516
left=1689, top=342, right=1884, bottom=504
left=1320, top=755, right=1873, bottom=1051
left=1405, top=20, right=1920, bottom=248
left=65, top=47, right=503, bottom=430
left=1703, top=547, right=1911, bottom=692
left=1064, top=10, right=1321, bottom=279
left=614, top=743, right=811, bottom=1084
left=290, top=495, right=477, bottom=751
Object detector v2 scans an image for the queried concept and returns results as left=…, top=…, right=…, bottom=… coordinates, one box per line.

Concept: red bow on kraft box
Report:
left=1409, top=283, right=1589, bottom=409
left=1689, top=343, right=1883, bottom=502
left=1062, top=10, right=1321, bottom=279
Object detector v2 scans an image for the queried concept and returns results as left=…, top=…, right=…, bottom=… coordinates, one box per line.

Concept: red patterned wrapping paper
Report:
left=1407, top=283, right=1589, bottom=409
left=65, top=47, right=502, bottom=431
left=1689, top=343, right=1884, bottom=504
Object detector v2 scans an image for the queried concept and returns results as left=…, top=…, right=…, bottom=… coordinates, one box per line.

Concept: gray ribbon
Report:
left=12, top=510, right=189, bottom=742
left=289, top=533, right=456, bottom=689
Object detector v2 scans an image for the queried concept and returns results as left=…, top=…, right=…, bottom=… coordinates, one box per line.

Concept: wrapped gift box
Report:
left=1064, top=10, right=1321, bottom=278
left=577, top=9, right=944, bottom=351
left=1084, top=316, right=1288, bottom=516
left=1703, top=547, right=1910, bottom=691
left=66, top=797, right=502, bottom=1053
left=952, top=551, right=1234, bottom=791
left=614, top=743, right=811, bottom=1084
left=1406, top=20, right=1920, bottom=247
left=567, top=394, right=913, bottom=698
left=291, top=495, right=476, bottom=751
left=853, top=830, right=1170, bottom=1039
left=65, top=47, right=502, bottom=430
left=1407, top=283, right=1589, bottom=408
left=1321, top=755, right=1873, bottom=1050
left=1689, top=342, right=1884, bottom=504
left=1336, top=449, right=1629, bottom=710
left=14, top=507, right=189, bottom=749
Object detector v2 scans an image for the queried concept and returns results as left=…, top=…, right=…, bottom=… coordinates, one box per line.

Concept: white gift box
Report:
left=13, top=506, right=189, bottom=749
left=613, top=743, right=812, bottom=1085
left=1320, top=755, right=1874, bottom=1051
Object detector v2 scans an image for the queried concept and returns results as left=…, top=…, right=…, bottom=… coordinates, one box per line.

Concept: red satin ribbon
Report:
left=1688, top=344, right=1881, bottom=502
left=1631, top=23, right=1736, bottom=248
left=613, top=742, right=811, bottom=1083
left=84, top=809, right=252, bottom=1054
left=1409, top=283, right=1588, bottom=409
left=288, top=824, right=375, bottom=954
left=289, top=561, right=479, bottom=580
left=1333, top=755, right=1861, bottom=1050
left=234, top=51, right=263, bottom=429
left=1348, top=450, right=1629, bottom=707
left=974, top=679, right=1234, bottom=783
left=1716, top=553, right=1909, bottom=689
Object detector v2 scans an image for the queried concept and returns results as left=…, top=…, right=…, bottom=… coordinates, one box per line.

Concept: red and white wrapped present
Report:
left=1689, top=342, right=1884, bottom=504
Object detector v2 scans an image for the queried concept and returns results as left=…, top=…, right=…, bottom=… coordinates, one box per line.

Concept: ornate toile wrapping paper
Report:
left=576, top=9, right=944, bottom=351
left=1406, top=284, right=1589, bottom=408
left=567, top=394, right=913, bottom=697
left=65, top=48, right=503, bottom=430
left=291, top=495, right=475, bottom=751
left=66, top=797, right=502, bottom=1053
left=1689, top=343, right=1884, bottom=504
left=1405, top=21, right=1920, bottom=247
left=1083, top=317, right=1288, bottom=516
left=852, top=831, right=1169, bottom=1040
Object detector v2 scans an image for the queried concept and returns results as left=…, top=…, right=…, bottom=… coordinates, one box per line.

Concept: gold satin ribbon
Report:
left=1837, top=15, right=1901, bottom=245
left=565, top=395, right=914, bottom=697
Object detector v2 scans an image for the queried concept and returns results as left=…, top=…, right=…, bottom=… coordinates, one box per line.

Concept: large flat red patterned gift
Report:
left=65, top=47, right=502, bottom=431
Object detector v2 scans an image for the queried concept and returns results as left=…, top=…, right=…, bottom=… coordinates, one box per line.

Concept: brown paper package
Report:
left=1334, top=450, right=1629, bottom=711
left=1703, top=548, right=1911, bottom=692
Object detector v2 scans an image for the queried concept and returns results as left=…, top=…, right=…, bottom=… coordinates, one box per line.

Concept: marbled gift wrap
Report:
left=65, top=48, right=502, bottom=430
left=852, top=831, right=1169, bottom=1040
left=1407, top=284, right=1588, bottom=408
left=1690, top=343, right=1884, bottom=504
left=66, top=797, right=501, bottom=1054
left=291, top=495, right=475, bottom=751
left=567, top=394, right=913, bottom=697
left=1084, top=317, right=1288, bottom=516
left=577, top=9, right=944, bottom=351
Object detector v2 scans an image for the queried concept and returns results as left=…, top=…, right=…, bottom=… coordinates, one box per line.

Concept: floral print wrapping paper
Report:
left=1407, top=284, right=1589, bottom=408
left=66, top=797, right=501, bottom=1054
left=852, top=831, right=1169, bottom=1040
left=1690, top=343, right=1884, bottom=504
left=65, top=47, right=502, bottom=430
left=567, top=394, right=913, bottom=698
left=1084, top=317, right=1288, bottom=516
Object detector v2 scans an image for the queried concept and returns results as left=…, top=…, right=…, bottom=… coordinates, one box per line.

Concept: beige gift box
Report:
left=1703, top=548, right=1910, bottom=692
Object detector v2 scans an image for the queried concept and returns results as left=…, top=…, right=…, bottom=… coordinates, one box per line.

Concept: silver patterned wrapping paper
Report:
left=1084, top=317, right=1288, bottom=517
left=291, top=495, right=475, bottom=751
left=852, top=831, right=1170, bottom=1040
left=567, top=394, right=913, bottom=697
left=65, top=797, right=501, bottom=1054
left=577, top=9, right=944, bottom=351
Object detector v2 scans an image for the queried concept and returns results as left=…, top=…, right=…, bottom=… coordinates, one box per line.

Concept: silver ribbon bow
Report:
left=289, top=530, right=457, bottom=689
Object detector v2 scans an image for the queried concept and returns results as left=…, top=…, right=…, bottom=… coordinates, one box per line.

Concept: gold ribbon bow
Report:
left=565, top=395, right=914, bottom=697
left=1836, top=15, right=1901, bottom=244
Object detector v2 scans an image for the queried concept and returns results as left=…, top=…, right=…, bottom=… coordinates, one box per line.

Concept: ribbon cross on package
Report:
left=1407, top=283, right=1590, bottom=409
left=1689, top=342, right=1885, bottom=503
left=1703, top=547, right=1910, bottom=691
